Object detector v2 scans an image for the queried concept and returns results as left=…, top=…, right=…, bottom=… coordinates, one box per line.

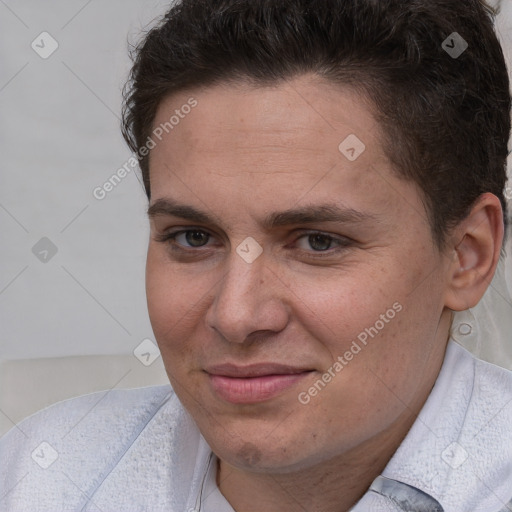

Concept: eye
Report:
left=154, top=228, right=353, bottom=257
left=154, top=229, right=213, bottom=248
left=295, top=232, right=351, bottom=253
left=179, top=230, right=210, bottom=247
left=299, top=233, right=334, bottom=251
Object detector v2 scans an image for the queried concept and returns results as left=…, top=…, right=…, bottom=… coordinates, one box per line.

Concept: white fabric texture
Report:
left=453, top=250, right=512, bottom=370
left=373, top=339, right=512, bottom=511
left=1, top=339, right=511, bottom=512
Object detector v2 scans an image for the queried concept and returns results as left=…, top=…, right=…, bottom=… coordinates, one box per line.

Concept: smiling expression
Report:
left=145, top=74, right=453, bottom=473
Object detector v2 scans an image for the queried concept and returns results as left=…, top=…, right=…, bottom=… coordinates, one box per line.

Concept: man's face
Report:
left=146, top=75, right=452, bottom=473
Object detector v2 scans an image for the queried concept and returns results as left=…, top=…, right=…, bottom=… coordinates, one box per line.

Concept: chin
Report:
left=205, top=425, right=339, bottom=475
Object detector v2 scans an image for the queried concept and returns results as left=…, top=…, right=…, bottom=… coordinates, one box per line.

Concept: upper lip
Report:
left=205, top=363, right=313, bottom=378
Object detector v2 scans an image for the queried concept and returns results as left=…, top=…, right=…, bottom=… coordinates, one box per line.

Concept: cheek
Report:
left=145, top=251, right=209, bottom=401
left=145, top=246, right=203, bottom=352
left=333, top=286, right=445, bottom=413
left=288, top=265, right=401, bottom=344
left=299, top=259, right=444, bottom=388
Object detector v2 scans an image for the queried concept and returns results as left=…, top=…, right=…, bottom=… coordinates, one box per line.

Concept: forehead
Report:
left=147, top=75, right=425, bottom=232
left=151, top=75, right=380, bottom=161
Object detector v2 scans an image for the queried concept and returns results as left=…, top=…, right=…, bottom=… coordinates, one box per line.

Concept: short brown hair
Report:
left=122, top=0, right=510, bottom=248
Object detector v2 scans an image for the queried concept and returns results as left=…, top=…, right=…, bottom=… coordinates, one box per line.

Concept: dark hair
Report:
left=121, top=0, right=510, bottom=248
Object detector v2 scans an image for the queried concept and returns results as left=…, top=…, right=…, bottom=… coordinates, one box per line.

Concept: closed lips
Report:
left=205, top=363, right=313, bottom=378
left=205, top=364, right=314, bottom=404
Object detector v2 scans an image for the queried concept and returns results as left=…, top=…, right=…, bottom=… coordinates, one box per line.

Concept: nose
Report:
left=206, top=247, right=289, bottom=344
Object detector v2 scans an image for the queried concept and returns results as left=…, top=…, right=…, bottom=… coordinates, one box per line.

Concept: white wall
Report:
left=0, top=0, right=169, bottom=358
left=0, top=0, right=511, bottom=361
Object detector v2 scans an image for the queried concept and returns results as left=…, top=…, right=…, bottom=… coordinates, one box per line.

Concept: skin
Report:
left=145, top=75, right=503, bottom=511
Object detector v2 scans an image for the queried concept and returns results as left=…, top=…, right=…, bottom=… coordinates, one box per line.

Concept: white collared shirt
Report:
left=1, top=339, right=511, bottom=511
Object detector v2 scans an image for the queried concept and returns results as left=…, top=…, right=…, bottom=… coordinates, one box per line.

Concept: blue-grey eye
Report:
left=182, top=230, right=210, bottom=247
left=168, top=229, right=210, bottom=247
left=302, top=233, right=334, bottom=251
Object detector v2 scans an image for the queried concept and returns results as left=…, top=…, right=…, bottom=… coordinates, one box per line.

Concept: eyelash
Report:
left=154, top=228, right=353, bottom=258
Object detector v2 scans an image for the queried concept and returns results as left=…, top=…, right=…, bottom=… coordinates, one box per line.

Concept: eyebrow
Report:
left=147, top=198, right=378, bottom=229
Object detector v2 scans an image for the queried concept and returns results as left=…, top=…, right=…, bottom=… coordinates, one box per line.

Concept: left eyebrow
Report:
left=263, top=204, right=379, bottom=229
left=147, top=198, right=378, bottom=229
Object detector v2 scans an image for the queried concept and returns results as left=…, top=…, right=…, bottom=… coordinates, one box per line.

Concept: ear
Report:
left=444, top=193, right=504, bottom=311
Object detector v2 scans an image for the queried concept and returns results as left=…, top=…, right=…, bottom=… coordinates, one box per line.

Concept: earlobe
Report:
left=444, top=193, right=504, bottom=312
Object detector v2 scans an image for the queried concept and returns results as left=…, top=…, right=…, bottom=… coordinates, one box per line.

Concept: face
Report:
left=146, top=75, right=453, bottom=473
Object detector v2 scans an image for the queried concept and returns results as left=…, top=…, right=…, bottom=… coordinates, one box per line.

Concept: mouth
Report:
left=205, top=363, right=314, bottom=404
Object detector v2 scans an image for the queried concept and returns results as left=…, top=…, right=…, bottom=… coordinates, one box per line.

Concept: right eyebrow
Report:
left=147, top=199, right=217, bottom=225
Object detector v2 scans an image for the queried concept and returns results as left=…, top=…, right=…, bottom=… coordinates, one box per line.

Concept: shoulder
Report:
left=0, top=385, right=200, bottom=511
left=444, top=344, right=512, bottom=510
left=462, top=341, right=512, bottom=441
left=382, top=341, right=512, bottom=511
left=1, top=384, right=174, bottom=452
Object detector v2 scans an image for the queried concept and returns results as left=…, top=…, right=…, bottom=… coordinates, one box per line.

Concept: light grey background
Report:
left=1, top=0, right=511, bottom=362
left=0, top=0, right=171, bottom=359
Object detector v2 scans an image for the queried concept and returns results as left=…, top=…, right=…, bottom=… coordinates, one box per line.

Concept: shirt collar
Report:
left=372, top=338, right=512, bottom=510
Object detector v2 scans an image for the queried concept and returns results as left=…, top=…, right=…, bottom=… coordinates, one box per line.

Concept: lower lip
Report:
left=208, top=372, right=311, bottom=404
